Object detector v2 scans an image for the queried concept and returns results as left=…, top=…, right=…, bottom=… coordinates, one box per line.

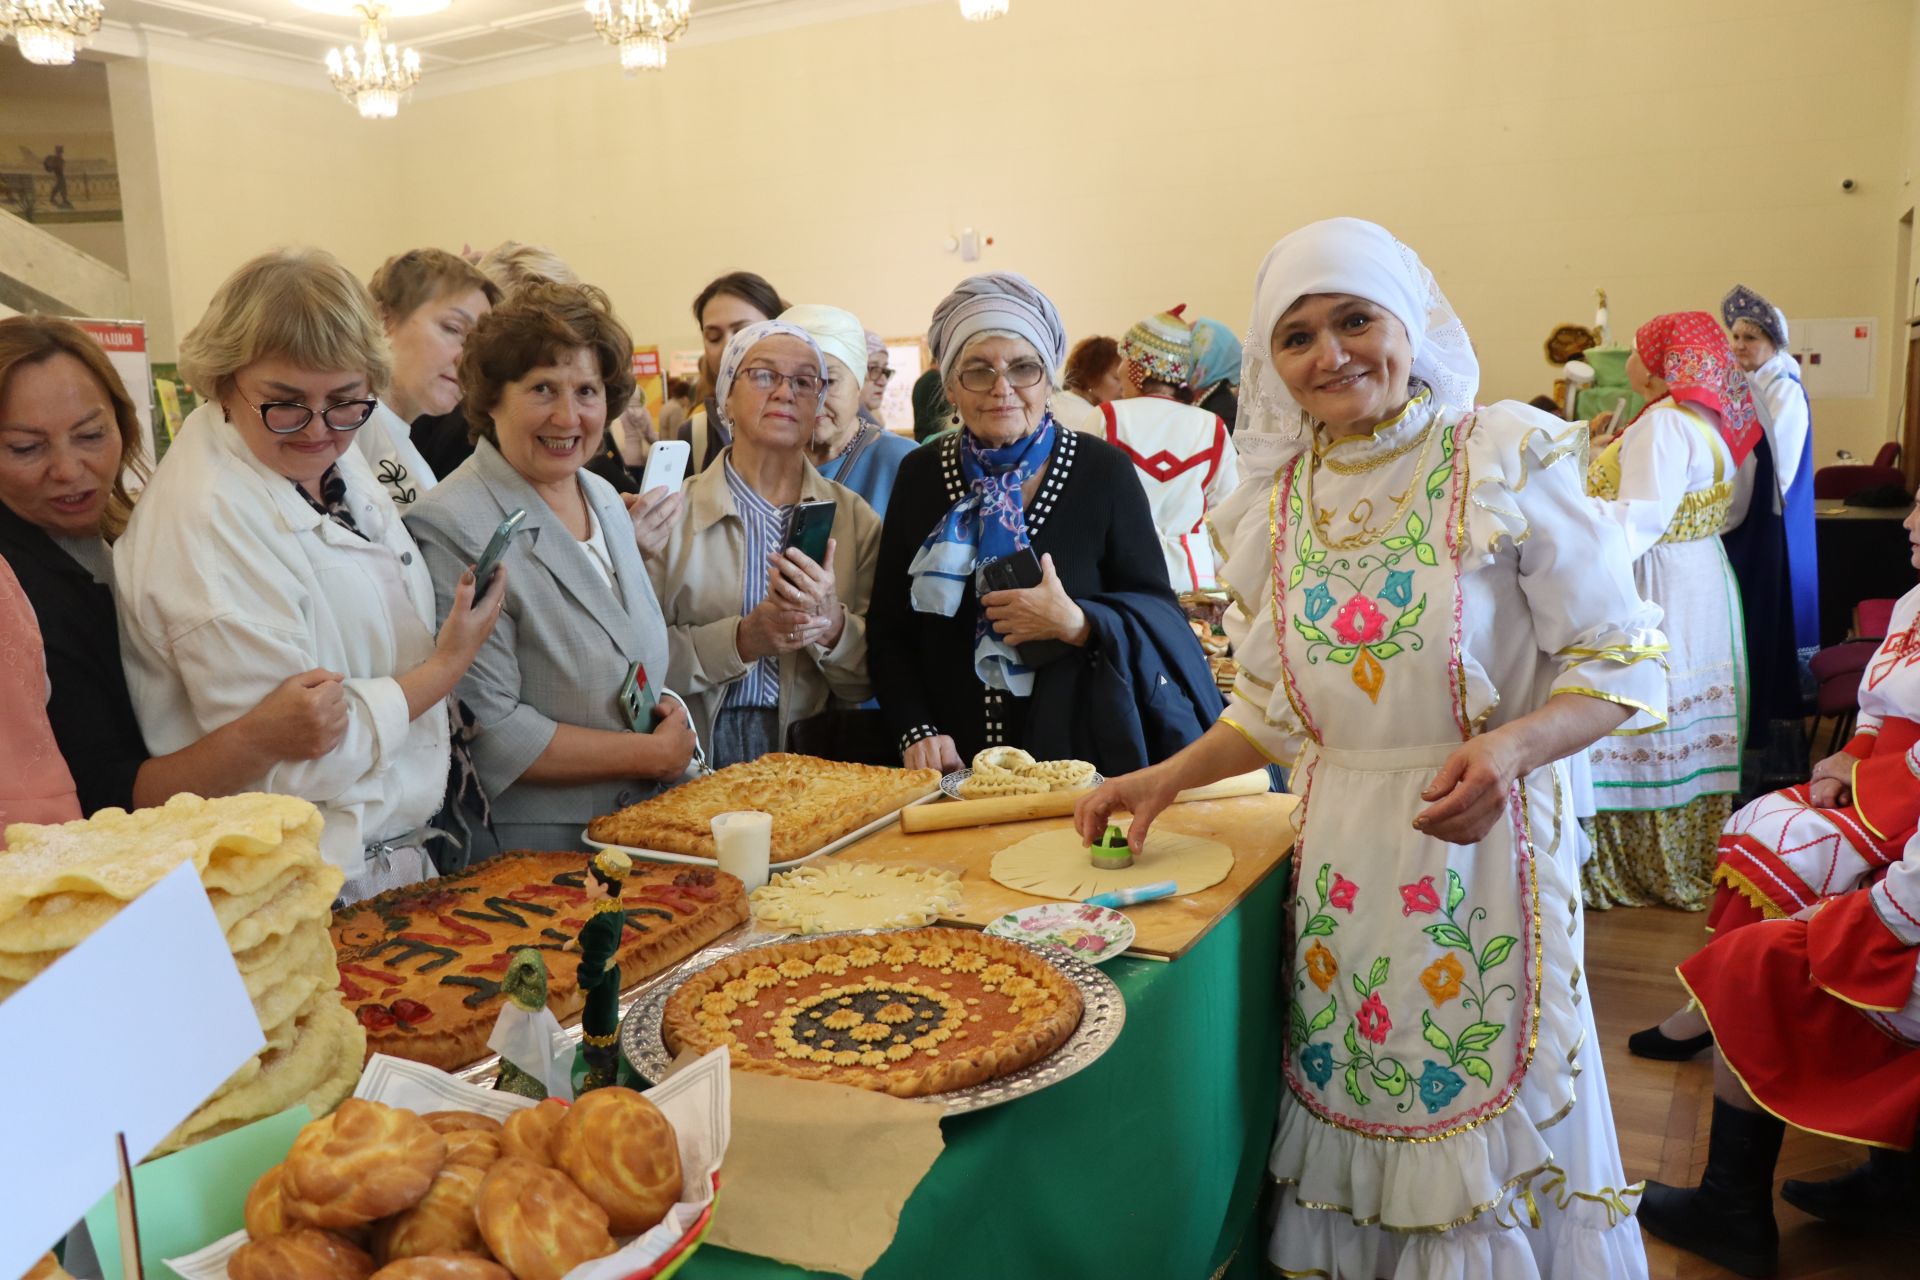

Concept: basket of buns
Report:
left=165, top=1052, right=731, bottom=1280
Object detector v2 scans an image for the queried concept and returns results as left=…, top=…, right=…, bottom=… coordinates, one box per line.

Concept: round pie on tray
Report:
left=659, top=927, right=1082, bottom=1098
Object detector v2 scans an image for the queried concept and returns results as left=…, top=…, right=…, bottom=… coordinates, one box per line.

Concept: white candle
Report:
left=711, top=810, right=773, bottom=890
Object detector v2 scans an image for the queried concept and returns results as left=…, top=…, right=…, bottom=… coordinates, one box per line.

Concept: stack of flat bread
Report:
left=0, top=792, right=363, bottom=1155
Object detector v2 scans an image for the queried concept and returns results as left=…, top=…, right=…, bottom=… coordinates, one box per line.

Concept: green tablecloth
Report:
left=680, top=862, right=1289, bottom=1280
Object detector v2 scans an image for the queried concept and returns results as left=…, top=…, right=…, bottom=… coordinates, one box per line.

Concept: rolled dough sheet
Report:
left=989, top=820, right=1234, bottom=902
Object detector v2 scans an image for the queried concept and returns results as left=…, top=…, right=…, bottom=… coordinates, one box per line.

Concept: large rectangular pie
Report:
left=586, top=753, right=941, bottom=862
left=329, top=851, right=748, bottom=1071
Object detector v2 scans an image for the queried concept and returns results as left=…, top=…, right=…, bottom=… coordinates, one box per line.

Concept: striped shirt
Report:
left=722, top=456, right=791, bottom=709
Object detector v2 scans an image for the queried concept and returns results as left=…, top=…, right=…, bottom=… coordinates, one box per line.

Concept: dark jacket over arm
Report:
left=868, top=427, right=1181, bottom=763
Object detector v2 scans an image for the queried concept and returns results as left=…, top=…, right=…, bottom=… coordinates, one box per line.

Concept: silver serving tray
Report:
left=619, top=929, right=1125, bottom=1115
left=582, top=791, right=941, bottom=871
left=938, top=767, right=1103, bottom=801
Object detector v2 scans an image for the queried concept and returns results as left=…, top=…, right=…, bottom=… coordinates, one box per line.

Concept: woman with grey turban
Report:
left=867, top=272, right=1212, bottom=774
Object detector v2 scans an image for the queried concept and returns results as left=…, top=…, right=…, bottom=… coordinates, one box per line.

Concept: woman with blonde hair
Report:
left=361, top=246, right=500, bottom=504
left=0, top=315, right=350, bottom=817
left=114, top=247, right=506, bottom=900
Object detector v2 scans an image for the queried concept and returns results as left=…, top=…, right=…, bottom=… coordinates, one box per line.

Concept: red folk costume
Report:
left=1681, top=591, right=1920, bottom=1149
left=1108, top=306, right=1240, bottom=592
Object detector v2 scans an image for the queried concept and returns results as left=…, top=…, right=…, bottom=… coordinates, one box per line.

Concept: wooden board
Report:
left=822, top=792, right=1298, bottom=961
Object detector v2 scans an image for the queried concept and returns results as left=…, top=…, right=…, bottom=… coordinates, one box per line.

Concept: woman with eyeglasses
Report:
left=648, top=320, right=882, bottom=769
left=868, top=273, right=1213, bottom=776
left=115, top=248, right=506, bottom=902
left=782, top=304, right=917, bottom=518
left=0, top=315, right=358, bottom=821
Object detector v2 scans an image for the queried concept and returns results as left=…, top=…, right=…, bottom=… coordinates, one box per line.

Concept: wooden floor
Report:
left=1588, top=903, right=1910, bottom=1279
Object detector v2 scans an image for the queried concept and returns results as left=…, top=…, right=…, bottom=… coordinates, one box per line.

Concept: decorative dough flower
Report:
left=777, top=958, right=815, bottom=978
left=745, top=966, right=781, bottom=988
left=850, top=1022, right=892, bottom=1042
left=1399, top=875, right=1441, bottom=916
left=885, top=1043, right=914, bottom=1061
left=1000, top=976, right=1038, bottom=998
left=812, top=954, right=850, bottom=975
left=1420, top=953, right=1464, bottom=1006
left=949, top=951, right=987, bottom=973
left=875, top=1003, right=915, bottom=1024
left=847, top=946, right=882, bottom=967
left=882, top=942, right=919, bottom=965
left=822, top=1009, right=863, bottom=1030
left=1304, top=941, right=1338, bottom=993
left=980, top=963, right=1015, bottom=984
left=700, top=993, right=737, bottom=1015
left=1333, top=594, right=1387, bottom=646
left=1356, top=992, right=1392, bottom=1045
left=918, top=945, right=955, bottom=968
left=722, top=978, right=756, bottom=1001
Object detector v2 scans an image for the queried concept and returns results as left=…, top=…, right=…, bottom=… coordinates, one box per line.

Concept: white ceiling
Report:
left=89, top=0, right=941, bottom=94
left=98, top=0, right=710, bottom=72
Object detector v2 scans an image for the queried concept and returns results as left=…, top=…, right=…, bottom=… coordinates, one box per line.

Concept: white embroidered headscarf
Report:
left=1236, top=218, right=1479, bottom=484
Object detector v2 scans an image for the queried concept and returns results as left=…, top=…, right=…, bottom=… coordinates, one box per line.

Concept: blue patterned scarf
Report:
left=907, top=417, right=1058, bottom=694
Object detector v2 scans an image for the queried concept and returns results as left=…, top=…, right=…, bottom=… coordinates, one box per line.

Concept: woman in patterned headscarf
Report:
left=867, top=272, right=1194, bottom=774
left=1580, top=313, right=1752, bottom=914
left=1189, top=315, right=1243, bottom=433
left=1076, top=218, right=1659, bottom=1278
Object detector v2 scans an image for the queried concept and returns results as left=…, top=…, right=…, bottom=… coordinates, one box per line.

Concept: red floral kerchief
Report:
left=1632, top=311, right=1762, bottom=464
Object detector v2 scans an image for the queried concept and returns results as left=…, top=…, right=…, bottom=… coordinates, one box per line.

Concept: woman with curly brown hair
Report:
left=406, top=282, right=695, bottom=852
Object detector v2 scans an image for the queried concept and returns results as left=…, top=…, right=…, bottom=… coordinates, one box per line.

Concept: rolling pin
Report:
left=900, top=768, right=1273, bottom=834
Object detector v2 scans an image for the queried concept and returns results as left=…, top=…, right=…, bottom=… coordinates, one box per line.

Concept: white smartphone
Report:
left=640, top=439, right=691, bottom=496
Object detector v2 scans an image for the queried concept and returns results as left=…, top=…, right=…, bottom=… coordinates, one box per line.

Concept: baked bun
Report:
left=227, top=1228, right=373, bottom=1280
left=243, top=1163, right=297, bottom=1238
left=957, top=773, right=1047, bottom=800
left=368, top=1259, right=512, bottom=1280
left=971, top=747, right=1035, bottom=775
left=474, top=1158, right=617, bottom=1280
left=1027, top=758, right=1096, bottom=790
left=441, top=1129, right=502, bottom=1170
left=283, top=1099, right=447, bottom=1229
left=553, top=1086, right=683, bottom=1234
left=420, top=1111, right=501, bottom=1135
left=371, top=1161, right=490, bottom=1263
left=499, top=1098, right=568, bottom=1167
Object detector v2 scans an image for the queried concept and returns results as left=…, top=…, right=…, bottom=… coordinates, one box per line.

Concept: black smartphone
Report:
left=784, top=499, right=836, bottom=565
left=618, top=661, right=658, bottom=734
left=470, top=508, right=527, bottom=605
left=975, top=547, right=1070, bottom=668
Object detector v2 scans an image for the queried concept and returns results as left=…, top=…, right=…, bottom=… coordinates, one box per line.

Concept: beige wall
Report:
left=120, top=59, right=400, bottom=362
left=109, top=0, right=1916, bottom=459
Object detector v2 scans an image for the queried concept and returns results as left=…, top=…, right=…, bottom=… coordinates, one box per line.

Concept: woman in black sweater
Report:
left=868, top=273, right=1184, bottom=772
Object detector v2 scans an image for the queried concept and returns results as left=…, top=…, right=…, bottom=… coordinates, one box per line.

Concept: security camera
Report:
left=1842, top=177, right=1857, bottom=192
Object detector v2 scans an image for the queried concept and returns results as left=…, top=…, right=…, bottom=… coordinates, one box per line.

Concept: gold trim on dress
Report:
left=1276, top=1158, right=1554, bottom=1235
left=1314, top=388, right=1432, bottom=471
left=1555, top=687, right=1668, bottom=734
left=1556, top=642, right=1671, bottom=665
left=1220, top=716, right=1287, bottom=766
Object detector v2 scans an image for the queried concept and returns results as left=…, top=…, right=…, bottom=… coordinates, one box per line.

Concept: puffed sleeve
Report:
left=1464, top=402, right=1668, bottom=732
left=1591, top=406, right=1697, bottom=561
left=1207, top=470, right=1309, bottom=768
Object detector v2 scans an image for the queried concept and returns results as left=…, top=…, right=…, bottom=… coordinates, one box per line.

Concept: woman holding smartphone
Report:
left=406, top=283, right=695, bottom=852
left=648, top=319, right=881, bottom=769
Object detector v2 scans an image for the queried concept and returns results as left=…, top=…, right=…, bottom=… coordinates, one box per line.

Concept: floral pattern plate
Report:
left=940, top=768, right=1104, bottom=801
left=984, top=903, right=1135, bottom=964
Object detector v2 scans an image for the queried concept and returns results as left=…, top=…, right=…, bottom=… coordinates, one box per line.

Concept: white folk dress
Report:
left=1099, top=395, right=1239, bottom=592
left=1212, top=393, right=1660, bottom=1279
left=1580, top=403, right=1745, bottom=910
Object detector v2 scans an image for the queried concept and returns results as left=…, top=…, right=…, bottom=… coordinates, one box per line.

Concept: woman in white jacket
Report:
left=115, top=248, right=504, bottom=901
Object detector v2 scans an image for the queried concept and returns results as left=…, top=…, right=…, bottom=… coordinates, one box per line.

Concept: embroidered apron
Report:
left=1276, top=416, right=1543, bottom=1137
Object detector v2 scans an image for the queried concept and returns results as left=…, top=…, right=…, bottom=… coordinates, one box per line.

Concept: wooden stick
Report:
left=114, top=1131, right=143, bottom=1280
left=900, top=769, right=1272, bottom=834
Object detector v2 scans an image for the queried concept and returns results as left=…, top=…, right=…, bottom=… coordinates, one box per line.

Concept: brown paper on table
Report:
left=703, top=1068, right=945, bottom=1278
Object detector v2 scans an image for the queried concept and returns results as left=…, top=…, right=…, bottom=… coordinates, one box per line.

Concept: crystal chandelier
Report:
left=324, top=4, right=422, bottom=119
left=958, top=0, right=1008, bottom=20
left=585, top=0, right=691, bottom=73
left=2, top=0, right=105, bottom=65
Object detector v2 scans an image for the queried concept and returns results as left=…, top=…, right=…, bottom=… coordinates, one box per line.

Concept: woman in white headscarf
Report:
left=1077, top=218, right=1661, bottom=1278
left=781, top=303, right=916, bottom=517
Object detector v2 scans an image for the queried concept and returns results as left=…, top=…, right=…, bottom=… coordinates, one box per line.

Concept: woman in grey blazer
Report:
left=407, top=283, right=694, bottom=853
